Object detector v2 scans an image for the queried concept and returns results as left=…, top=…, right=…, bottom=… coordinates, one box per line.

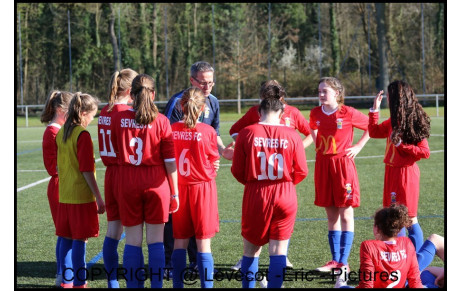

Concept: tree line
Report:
left=16, top=3, right=445, bottom=109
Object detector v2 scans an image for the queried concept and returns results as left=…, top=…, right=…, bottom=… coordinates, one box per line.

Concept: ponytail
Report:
left=259, top=81, right=287, bottom=104
left=40, top=90, right=72, bottom=123
left=107, top=68, right=138, bottom=112
left=258, top=96, right=284, bottom=116
left=180, top=87, right=206, bottom=129
left=131, top=74, right=158, bottom=125
left=62, top=92, right=99, bottom=142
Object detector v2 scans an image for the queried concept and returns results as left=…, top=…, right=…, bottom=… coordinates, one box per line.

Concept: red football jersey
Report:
left=229, top=104, right=311, bottom=138
left=171, top=121, right=220, bottom=185
left=98, top=103, right=132, bottom=166
left=42, top=124, right=61, bottom=176
left=111, top=110, right=175, bottom=166
left=231, top=123, right=308, bottom=185
left=357, top=237, right=423, bottom=288
left=309, top=105, right=368, bottom=155
left=368, top=112, right=430, bottom=167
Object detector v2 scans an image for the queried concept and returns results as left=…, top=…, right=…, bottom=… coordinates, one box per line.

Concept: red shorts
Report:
left=47, top=175, right=59, bottom=228
left=241, top=181, right=297, bottom=246
left=314, top=153, right=360, bottom=208
left=56, top=202, right=99, bottom=240
left=105, top=166, right=120, bottom=221
left=117, top=165, right=170, bottom=227
left=172, top=180, right=219, bottom=239
left=383, top=164, right=420, bottom=217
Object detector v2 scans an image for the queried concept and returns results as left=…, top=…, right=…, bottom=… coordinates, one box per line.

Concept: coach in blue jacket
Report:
left=164, top=61, right=229, bottom=155
left=163, top=61, right=232, bottom=277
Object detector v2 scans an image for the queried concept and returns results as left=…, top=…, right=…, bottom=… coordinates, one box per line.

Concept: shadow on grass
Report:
left=16, top=261, right=56, bottom=279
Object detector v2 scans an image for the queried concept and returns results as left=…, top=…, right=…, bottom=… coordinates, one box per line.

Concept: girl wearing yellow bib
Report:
left=56, top=92, right=105, bottom=288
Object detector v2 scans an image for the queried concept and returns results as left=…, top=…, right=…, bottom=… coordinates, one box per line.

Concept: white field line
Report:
left=218, top=149, right=444, bottom=167
left=18, top=150, right=444, bottom=191
left=17, top=158, right=102, bottom=192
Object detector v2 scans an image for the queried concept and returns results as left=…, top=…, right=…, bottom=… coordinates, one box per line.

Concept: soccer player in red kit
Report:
left=170, top=87, right=220, bottom=288
left=56, top=92, right=105, bottom=288
left=41, top=90, right=72, bottom=286
left=110, top=74, right=179, bottom=288
left=310, top=77, right=370, bottom=273
left=349, top=204, right=423, bottom=288
left=229, top=80, right=311, bottom=274
left=98, top=68, right=138, bottom=288
left=229, top=80, right=313, bottom=149
left=231, top=85, right=308, bottom=288
left=368, top=81, right=430, bottom=253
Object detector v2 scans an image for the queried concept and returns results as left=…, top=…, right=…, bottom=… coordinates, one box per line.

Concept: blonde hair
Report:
left=131, top=74, right=158, bottom=125
left=40, top=90, right=73, bottom=123
left=180, top=87, right=206, bottom=129
left=319, top=77, right=345, bottom=106
left=107, top=68, right=138, bottom=112
left=62, top=92, right=100, bottom=142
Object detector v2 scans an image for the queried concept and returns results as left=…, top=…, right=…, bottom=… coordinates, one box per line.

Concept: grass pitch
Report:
left=16, top=108, right=445, bottom=288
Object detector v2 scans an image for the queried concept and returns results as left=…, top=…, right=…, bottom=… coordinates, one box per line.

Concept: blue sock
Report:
left=123, top=244, right=142, bottom=288
left=420, top=270, right=437, bottom=288
left=339, top=231, right=354, bottom=265
left=172, top=249, right=187, bottom=288
left=138, top=247, right=145, bottom=288
left=408, top=223, right=424, bottom=252
left=60, top=238, right=73, bottom=285
left=56, top=237, right=63, bottom=275
left=268, top=255, right=287, bottom=288
left=197, top=252, right=214, bottom=288
left=103, top=237, right=120, bottom=288
left=417, top=240, right=436, bottom=271
left=328, top=231, right=341, bottom=262
left=241, top=256, right=259, bottom=288
left=397, top=227, right=407, bottom=237
left=72, top=240, right=87, bottom=287
left=148, top=243, right=165, bottom=288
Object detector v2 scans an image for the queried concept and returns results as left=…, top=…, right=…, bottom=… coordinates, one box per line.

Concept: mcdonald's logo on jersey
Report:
left=318, top=135, right=337, bottom=154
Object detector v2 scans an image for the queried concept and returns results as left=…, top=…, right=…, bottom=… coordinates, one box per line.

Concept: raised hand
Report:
left=373, top=90, right=384, bottom=111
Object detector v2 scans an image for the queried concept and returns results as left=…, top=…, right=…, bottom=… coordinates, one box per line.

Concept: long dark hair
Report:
left=387, top=80, right=431, bottom=145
